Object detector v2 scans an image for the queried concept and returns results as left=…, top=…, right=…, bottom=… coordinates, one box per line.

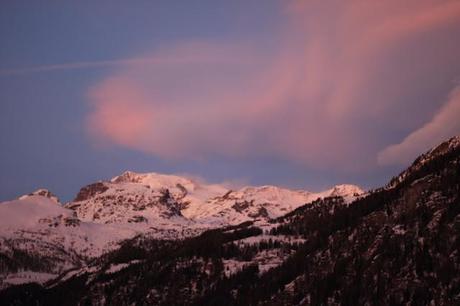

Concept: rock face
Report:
left=0, top=136, right=458, bottom=305
left=67, top=181, right=188, bottom=227
left=73, top=183, right=109, bottom=202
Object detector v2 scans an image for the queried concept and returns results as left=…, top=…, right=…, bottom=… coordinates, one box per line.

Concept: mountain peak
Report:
left=388, top=135, right=460, bottom=188
left=329, top=184, right=364, bottom=196
left=110, top=170, right=143, bottom=183
left=110, top=171, right=197, bottom=191
left=409, top=135, right=460, bottom=170
left=422, top=135, right=460, bottom=161
left=19, top=188, right=60, bottom=204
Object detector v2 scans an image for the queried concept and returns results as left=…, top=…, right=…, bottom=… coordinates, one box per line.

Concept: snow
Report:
left=18, top=189, right=60, bottom=203
left=2, top=271, right=56, bottom=287
left=0, top=195, right=136, bottom=259
left=105, top=260, right=142, bottom=274
left=180, top=181, right=363, bottom=225
left=68, top=170, right=363, bottom=232
left=111, top=171, right=229, bottom=207
left=67, top=177, right=196, bottom=232
left=0, top=195, right=66, bottom=230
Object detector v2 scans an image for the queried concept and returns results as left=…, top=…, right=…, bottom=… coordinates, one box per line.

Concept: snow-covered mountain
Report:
left=0, top=190, right=135, bottom=289
left=0, top=172, right=362, bottom=289
left=181, top=183, right=363, bottom=225
left=67, top=171, right=363, bottom=227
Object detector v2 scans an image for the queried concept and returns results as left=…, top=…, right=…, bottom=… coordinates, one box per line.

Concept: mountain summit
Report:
left=67, top=171, right=363, bottom=227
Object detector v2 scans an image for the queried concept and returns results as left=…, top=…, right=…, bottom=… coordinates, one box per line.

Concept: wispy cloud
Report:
left=0, top=58, right=138, bottom=76
left=86, top=1, right=460, bottom=171
left=0, top=52, right=236, bottom=76
left=378, top=85, right=460, bottom=165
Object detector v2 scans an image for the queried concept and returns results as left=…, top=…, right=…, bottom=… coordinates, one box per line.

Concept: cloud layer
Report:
left=86, top=0, right=460, bottom=171
left=378, top=85, right=460, bottom=165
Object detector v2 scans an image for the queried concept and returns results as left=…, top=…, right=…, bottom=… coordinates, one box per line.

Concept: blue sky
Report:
left=1, top=1, right=460, bottom=202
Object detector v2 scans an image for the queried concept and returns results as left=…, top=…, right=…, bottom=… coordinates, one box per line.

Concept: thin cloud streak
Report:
left=0, top=58, right=144, bottom=76
left=0, top=53, right=240, bottom=76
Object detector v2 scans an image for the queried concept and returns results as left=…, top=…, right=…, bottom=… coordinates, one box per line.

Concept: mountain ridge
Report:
left=66, top=171, right=363, bottom=227
left=0, top=172, right=363, bottom=290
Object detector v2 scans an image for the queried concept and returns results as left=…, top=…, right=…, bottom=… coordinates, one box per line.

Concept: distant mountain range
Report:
left=0, top=168, right=362, bottom=290
left=0, top=136, right=459, bottom=305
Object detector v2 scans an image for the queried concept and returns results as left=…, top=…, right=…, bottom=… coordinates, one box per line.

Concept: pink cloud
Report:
left=86, top=1, right=460, bottom=170
left=87, top=77, right=156, bottom=148
left=378, top=85, right=460, bottom=165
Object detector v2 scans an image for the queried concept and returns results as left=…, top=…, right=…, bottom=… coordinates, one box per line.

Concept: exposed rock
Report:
left=73, top=182, right=109, bottom=202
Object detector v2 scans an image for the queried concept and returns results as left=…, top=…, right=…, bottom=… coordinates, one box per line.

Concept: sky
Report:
left=1, top=0, right=460, bottom=202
